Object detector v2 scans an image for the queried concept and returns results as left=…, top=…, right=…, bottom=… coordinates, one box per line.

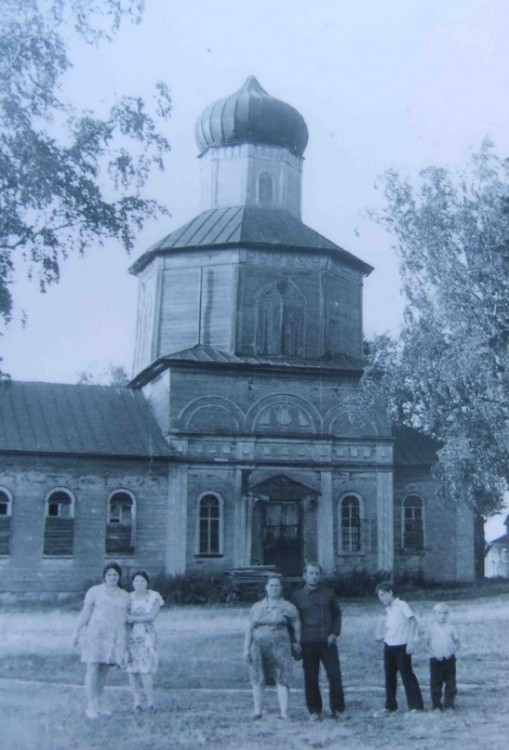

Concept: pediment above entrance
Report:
left=248, top=472, right=320, bottom=500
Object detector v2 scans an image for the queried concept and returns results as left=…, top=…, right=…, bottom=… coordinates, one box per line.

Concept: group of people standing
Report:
left=73, top=561, right=460, bottom=721
left=244, top=563, right=345, bottom=720
left=244, top=562, right=344, bottom=720
left=245, top=566, right=460, bottom=720
left=374, top=582, right=459, bottom=715
left=73, top=563, right=164, bottom=719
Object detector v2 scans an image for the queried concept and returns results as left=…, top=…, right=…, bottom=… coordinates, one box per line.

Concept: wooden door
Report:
left=262, top=500, right=302, bottom=576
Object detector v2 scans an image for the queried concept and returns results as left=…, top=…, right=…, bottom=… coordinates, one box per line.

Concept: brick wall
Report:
left=332, top=471, right=379, bottom=575
left=167, top=367, right=372, bottom=439
left=186, top=466, right=236, bottom=573
left=0, top=455, right=169, bottom=593
left=393, top=467, right=475, bottom=582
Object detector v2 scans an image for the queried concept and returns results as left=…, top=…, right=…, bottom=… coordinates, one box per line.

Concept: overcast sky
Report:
left=2, top=0, right=509, bottom=388
left=2, top=0, right=509, bottom=536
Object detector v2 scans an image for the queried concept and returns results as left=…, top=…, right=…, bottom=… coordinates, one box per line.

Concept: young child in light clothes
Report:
left=423, top=602, right=460, bottom=710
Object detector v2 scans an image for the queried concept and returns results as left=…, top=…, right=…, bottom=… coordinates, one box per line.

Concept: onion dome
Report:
left=195, top=75, right=309, bottom=157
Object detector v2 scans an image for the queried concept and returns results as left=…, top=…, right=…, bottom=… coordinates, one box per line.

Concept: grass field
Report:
left=1, top=594, right=508, bottom=749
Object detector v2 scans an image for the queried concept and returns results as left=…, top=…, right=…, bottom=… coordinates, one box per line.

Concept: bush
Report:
left=151, top=572, right=235, bottom=605
left=330, top=569, right=390, bottom=598
left=147, top=569, right=509, bottom=606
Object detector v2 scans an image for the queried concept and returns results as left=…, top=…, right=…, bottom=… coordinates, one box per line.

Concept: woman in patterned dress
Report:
left=125, top=571, right=164, bottom=711
left=243, top=576, right=301, bottom=720
left=72, top=562, right=130, bottom=719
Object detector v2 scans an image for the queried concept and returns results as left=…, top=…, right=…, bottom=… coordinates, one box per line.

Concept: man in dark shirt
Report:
left=291, top=562, right=345, bottom=720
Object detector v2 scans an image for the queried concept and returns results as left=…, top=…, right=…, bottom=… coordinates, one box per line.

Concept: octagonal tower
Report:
left=130, top=76, right=372, bottom=376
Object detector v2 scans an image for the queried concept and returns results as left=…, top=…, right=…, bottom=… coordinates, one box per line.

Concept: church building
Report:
left=0, top=77, right=475, bottom=593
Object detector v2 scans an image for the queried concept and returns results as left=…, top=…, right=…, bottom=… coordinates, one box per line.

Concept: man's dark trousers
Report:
left=302, top=641, right=345, bottom=715
left=384, top=644, right=424, bottom=711
left=430, top=656, right=456, bottom=709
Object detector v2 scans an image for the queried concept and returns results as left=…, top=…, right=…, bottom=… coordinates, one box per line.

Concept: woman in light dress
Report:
left=243, top=575, right=301, bottom=720
left=72, top=562, right=129, bottom=719
left=125, top=571, right=164, bottom=711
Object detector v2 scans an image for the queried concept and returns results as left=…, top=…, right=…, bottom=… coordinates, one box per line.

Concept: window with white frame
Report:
left=402, top=494, right=424, bottom=551
left=0, top=488, right=12, bottom=555
left=44, top=490, right=74, bottom=556
left=106, top=491, right=135, bottom=555
left=340, top=494, right=362, bottom=553
left=197, top=493, right=223, bottom=556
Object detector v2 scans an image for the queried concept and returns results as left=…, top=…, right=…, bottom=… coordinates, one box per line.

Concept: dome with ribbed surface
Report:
left=195, top=76, right=309, bottom=157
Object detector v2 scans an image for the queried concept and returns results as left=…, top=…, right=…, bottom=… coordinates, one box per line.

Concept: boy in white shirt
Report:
left=423, top=602, right=460, bottom=710
left=375, top=582, right=424, bottom=714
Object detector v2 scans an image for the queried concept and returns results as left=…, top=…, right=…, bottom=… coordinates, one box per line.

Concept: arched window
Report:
left=44, top=489, right=74, bottom=556
left=340, top=494, right=362, bottom=553
left=106, top=491, right=135, bottom=555
left=258, top=172, right=274, bottom=207
left=0, top=488, right=13, bottom=555
left=197, top=493, right=223, bottom=556
left=402, top=494, right=424, bottom=551
left=256, top=285, right=283, bottom=355
left=255, top=281, right=305, bottom=357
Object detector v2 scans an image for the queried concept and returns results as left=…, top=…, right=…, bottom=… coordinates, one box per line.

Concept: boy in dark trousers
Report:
left=375, top=582, right=424, bottom=715
left=423, top=602, right=460, bottom=710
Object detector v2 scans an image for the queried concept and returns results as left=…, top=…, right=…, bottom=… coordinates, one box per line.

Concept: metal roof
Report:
left=0, top=381, right=170, bottom=458
left=0, top=381, right=436, bottom=467
left=130, top=344, right=366, bottom=387
left=393, top=426, right=439, bottom=466
left=163, top=344, right=365, bottom=370
left=195, top=75, right=309, bottom=157
left=129, top=206, right=374, bottom=276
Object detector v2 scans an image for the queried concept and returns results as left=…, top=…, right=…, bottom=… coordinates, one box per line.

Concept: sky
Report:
left=3, top=0, right=509, bottom=384
left=2, top=0, right=509, bottom=532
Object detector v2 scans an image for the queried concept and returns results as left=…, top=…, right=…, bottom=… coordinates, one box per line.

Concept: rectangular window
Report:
left=198, top=495, right=222, bottom=555
left=199, top=516, right=220, bottom=553
left=341, top=497, right=361, bottom=553
left=0, top=518, right=11, bottom=555
left=105, top=525, right=134, bottom=555
left=108, top=504, right=132, bottom=524
left=403, top=508, right=424, bottom=550
left=106, top=493, right=134, bottom=554
left=43, top=518, right=74, bottom=556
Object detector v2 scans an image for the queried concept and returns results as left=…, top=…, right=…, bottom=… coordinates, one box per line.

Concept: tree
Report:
left=77, top=363, right=130, bottom=386
left=363, top=141, right=509, bottom=573
left=0, top=0, right=171, bottom=329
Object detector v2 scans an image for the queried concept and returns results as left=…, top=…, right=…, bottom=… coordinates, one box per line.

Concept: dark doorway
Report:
left=251, top=475, right=317, bottom=577
left=262, top=499, right=303, bottom=576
